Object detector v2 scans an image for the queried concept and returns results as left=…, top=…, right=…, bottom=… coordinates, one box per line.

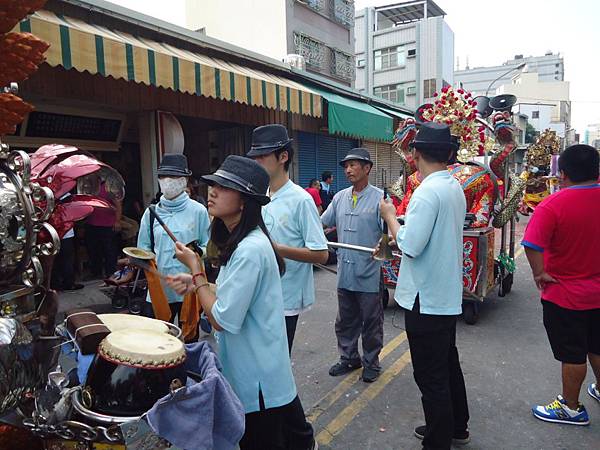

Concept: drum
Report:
left=84, top=329, right=186, bottom=416
left=98, top=313, right=169, bottom=334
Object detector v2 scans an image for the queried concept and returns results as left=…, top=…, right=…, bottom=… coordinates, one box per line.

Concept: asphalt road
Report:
left=57, top=241, right=600, bottom=449
left=291, top=255, right=599, bottom=450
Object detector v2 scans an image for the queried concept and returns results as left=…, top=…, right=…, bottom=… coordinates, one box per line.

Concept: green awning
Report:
left=372, top=104, right=412, bottom=120
left=311, top=87, right=394, bottom=141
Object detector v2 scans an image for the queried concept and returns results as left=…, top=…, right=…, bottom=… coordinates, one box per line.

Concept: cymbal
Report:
left=122, top=247, right=156, bottom=260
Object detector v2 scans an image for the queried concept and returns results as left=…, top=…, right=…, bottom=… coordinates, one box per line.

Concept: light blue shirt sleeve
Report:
left=137, top=209, right=151, bottom=251
left=212, top=252, right=260, bottom=335
left=396, top=194, right=438, bottom=258
left=299, top=198, right=328, bottom=250
left=321, top=194, right=337, bottom=227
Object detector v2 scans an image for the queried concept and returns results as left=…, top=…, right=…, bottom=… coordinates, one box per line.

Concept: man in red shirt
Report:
left=522, top=144, right=600, bottom=426
left=305, top=178, right=323, bottom=214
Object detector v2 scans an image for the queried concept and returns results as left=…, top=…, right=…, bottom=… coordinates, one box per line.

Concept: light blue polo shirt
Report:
left=138, top=193, right=210, bottom=303
left=395, top=170, right=466, bottom=315
left=321, top=184, right=384, bottom=293
left=263, top=180, right=328, bottom=314
left=211, top=228, right=297, bottom=413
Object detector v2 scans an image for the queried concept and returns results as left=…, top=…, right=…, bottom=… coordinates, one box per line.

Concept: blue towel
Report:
left=146, top=341, right=245, bottom=450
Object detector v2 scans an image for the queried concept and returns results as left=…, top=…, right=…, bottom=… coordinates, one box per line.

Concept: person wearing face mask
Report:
left=137, top=154, right=210, bottom=326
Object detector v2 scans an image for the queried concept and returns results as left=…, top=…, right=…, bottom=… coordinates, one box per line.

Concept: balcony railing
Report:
left=293, top=32, right=326, bottom=70
left=330, top=49, right=355, bottom=82
left=297, top=0, right=354, bottom=28
left=331, top=0, right=354, bottom=27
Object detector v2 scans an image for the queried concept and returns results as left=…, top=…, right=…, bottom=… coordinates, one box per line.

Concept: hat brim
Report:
left=200, top=174, right=270, bottom=205
left=246, top=139, right=293, bottom=157
left=157, top=168, right=192, bottom=177
left=339, top=156, right=373, bottom=167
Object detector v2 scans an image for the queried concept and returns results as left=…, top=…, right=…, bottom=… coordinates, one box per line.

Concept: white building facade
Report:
left=584, top=124, right=600, bottom=148
left=354, top=0, right=454, bottom=110
left=496, top=72, right=571, bottom=147
left=454, top=52, right=565, bottom=96
left=185, top=0, right=356, bottom=86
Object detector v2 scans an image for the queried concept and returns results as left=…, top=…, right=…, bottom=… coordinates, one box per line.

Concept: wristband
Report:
left=192, top=272, right=206, bottom=285
left=194, top=282, right=209, bottom=291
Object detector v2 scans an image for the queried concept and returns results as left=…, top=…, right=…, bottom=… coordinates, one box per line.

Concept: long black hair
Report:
left=210, top=194, right=285, bottom=276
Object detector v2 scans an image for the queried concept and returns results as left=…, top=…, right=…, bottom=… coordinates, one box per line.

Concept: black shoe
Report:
left=328, top=360, right=361, bottom=376
left=414, top=425, right=470, bottom=445
left=361, top=367, right=380, bottom=383
left=64, top=283, right=84, bottom=291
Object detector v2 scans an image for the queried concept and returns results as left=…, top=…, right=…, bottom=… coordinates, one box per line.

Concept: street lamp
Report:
left=485, top=62, right=527, bottom=97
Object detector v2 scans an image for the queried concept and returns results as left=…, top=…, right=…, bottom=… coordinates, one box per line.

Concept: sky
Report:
left=110, top=0, right=600, bottom=136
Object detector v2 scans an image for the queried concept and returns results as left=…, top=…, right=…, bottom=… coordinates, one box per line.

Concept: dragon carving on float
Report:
left=389, top=86, right=525, bottom=229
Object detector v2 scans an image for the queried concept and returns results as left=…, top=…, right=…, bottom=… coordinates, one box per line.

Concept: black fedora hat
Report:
left=410, top=122, right=459, bottom=152
left=246, top=124, right=293, bottom=157
left=157, top=153, right=192, bottom=177
left=201, top=155, right=270, bottom=205
left=339, top=147, right=373, bottom=167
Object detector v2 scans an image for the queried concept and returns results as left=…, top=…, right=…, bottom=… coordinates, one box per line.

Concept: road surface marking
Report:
left=306, top=331, right=407, bottom=423
left=316, top=349, right=412, bottom=446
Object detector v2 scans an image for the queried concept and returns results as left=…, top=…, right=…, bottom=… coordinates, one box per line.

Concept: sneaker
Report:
left=328, top=360, right=361, bottom=377
left=532, top=395, right=589, bottom=425
left=361, top=367, right=380, bottom=383
left=414, top=425, right=470, bottom=445
left=588, top=383, right=600, bottom=403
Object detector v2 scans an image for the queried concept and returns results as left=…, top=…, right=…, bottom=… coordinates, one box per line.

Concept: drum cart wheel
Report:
left=462, top=301, right=480, bottom=325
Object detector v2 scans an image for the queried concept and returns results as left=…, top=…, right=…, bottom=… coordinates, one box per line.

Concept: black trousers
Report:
left=285, top=315, right=299, bottom=354
left=240, top=394, right=314, bottom=450
left=51, top=237, right=75, bottom=289
left=85, top=224, right=118, bottom=278
left=404, top=298, right=469, bottom=450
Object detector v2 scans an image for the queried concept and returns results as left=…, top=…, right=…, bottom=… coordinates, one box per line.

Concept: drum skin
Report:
left=85, top=351, right=187, bottom=416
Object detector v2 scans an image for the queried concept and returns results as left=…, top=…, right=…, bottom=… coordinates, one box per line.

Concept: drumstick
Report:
left=149, top=205, right=178, bottom=243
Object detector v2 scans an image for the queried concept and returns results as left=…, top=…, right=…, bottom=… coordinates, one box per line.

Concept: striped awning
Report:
left=16, top=11, right=322, bottom=117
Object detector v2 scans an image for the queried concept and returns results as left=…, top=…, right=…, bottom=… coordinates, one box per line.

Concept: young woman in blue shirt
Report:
left=166, top=155, right=316, bottom=450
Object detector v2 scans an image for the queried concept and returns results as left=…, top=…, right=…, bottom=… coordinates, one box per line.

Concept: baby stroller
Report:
left=102, top=261, right=148, bottom=314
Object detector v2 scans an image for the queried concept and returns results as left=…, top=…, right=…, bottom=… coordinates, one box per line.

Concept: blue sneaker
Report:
left=588, top=383, right=600, bottom=403
left=532, top=395, right=589, bottom=425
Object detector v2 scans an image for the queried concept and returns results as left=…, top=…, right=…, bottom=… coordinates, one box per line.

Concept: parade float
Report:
left=382, top=87, right=526, bottom=324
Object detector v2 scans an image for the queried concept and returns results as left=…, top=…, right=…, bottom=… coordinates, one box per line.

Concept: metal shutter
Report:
left=316, top=134, right=339, bottom=191
left=335, top=137, right=355, bottom=192
left=363, top=141, right=379, bottom=186
left=298, top=131, right=317, bottom=189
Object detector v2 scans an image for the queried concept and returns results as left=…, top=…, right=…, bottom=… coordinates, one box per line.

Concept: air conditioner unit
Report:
left=356, top=59, right=365, bottom=68
left=407, top=49, right=416, bottom=58
left=407, top=86, right=416, bottom=95
left=284, top=54, right=306, bottom=70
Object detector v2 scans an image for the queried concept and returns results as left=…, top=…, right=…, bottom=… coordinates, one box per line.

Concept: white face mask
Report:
left=158, top=177, right=187, bottom=199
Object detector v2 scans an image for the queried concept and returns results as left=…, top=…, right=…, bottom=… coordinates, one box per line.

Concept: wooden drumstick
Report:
left=149, top=205, right=178, bottom=243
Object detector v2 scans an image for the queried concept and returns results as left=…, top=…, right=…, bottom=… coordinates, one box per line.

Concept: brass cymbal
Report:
left=122, top=247, right=156, bottom=260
